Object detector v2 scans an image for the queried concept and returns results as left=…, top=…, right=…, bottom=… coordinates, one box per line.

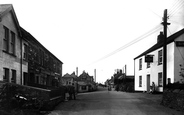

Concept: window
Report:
left=158, top=72, right=163, bottom=87
left=10, top=31, right=15, bottom=55
left=139, top=76, right=142, bottom=87
left=3, top=26, right=9, bottom=52
left=158, top=50, right=162, bottom=65
left=139, top=58, right=142, bottom=70
left=3, top=68, right=9, bottom=82
left=147, top=62, right=150, bottom=68
left=11, top=69, right=16, bottom=83
left=23, top=44, right=28, bottom=60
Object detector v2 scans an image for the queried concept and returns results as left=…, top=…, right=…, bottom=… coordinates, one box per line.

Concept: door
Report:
left=147, top=74, right=150, bottom=93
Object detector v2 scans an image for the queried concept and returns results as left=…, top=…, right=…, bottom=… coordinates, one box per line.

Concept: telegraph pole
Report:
left=162, top=9, right=170, bottom=89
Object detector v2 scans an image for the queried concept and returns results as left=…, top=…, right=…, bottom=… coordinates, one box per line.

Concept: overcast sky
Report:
left=2, top=0, right=184, bottom=83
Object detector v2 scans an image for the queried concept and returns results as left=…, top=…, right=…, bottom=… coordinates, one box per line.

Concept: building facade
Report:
left=0, top=4, right=63, bottom=88
left=21, top=28, right=63, bottom=87
left=134, top=29, right=184, bottom=92
left=0, top=4, right=28, bottom=85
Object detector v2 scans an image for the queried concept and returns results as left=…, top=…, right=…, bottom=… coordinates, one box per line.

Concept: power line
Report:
left=168, top=0, right=184, bottom=18
left=89, top=1, right=184, bottom=66
left=168, top=0, right=182, bottom=15
left=90, top=24, right=162, bottom=65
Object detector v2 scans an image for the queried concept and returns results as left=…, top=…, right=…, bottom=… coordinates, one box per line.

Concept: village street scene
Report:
left=0, top=0, right=184, bottom=115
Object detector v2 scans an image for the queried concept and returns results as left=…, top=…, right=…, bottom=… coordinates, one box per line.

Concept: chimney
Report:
left=157, top=32, right=164, bottom=43
left=76, top=67, right=78, bottom=77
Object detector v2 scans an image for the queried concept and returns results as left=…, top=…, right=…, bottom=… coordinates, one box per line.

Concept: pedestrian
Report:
left=68, top=86, right=76, bottom=100
left=151, top=82, right=155, bottom=94
left=65, top=87, right=70, bottom=101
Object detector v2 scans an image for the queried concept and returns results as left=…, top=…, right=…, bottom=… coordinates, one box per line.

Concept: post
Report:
left=162, top=9, right=170, bottom=89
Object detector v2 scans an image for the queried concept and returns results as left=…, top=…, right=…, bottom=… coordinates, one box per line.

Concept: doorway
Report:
left=147, top=74, right=150, bottom=93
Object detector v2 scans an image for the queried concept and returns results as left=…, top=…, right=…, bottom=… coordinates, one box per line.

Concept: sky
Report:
left=2, top=0, right=184, bottom=83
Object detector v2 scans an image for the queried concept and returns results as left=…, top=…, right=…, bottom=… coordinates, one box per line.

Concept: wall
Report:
left=174, top=34, right=184, bottom=83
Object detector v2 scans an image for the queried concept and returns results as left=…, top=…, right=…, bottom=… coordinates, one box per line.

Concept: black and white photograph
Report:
left=0, top=0, right=184, bottom=114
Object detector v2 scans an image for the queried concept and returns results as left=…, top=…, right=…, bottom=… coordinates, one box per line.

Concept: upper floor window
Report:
left=139, top=58, right=142, bottom=70
left=3, top=26, right=9, bottom=52
left=158, top=50, right=162, bottom=65
left=10, top=31, right=16, bottom=55
left=23, top=44, right=28, bottom=60
left=3, top=26, right=16, bottom=55
left=147, top=62, right=150, bottom=68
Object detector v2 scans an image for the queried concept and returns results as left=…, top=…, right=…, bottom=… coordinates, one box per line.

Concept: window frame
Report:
left=3, top=26, right=9, bottom=52
left=10, top=31, right=16, bottom=55
left=147, top=62, right=150, bottom=68
left=3, top=68, right=9, bottom=82
left=139, top=76, right=142, bottom=87
left=139, top=58, right=142, bottom=70
left=158, top=72, right=163, bottom=87
left=158, top=50, right=163, bottom=65
left=23, top=44, right=28, bottom=61
left=11, top=69, right=16, bottom=83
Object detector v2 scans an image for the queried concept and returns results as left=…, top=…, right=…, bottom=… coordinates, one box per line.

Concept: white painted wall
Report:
left=135, top=41, right=175, bottom=92
left=174, top=34, right=184, bottom=83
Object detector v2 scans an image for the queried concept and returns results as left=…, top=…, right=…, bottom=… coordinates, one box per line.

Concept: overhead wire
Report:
left=90, top=24, right=162, bottom=64
left=168, top=0, right=184, bottom=18
left=89, top=0, right=183, bottom=66
left=168, top=0, right=182, bottom=15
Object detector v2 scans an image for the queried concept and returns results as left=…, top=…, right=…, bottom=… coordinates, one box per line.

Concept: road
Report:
left=47, top=87, right=183, bottom=115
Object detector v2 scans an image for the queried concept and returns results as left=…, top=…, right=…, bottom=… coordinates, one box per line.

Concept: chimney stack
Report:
left=157, top=31, right=164, bottom=43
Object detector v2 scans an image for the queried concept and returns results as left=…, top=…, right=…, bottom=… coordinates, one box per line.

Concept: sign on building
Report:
left=175, top=41, right=184, bottom=47
left=145, top=55, right=153, bottom=63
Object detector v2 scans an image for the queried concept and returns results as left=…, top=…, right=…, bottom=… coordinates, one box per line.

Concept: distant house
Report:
left=61, top=73, right=77, bottom=86
left=77, top=71, right=96, bottom=92
left=134, top=29, right=184, bottom=92
left=0, top=4, right=28, bottom=85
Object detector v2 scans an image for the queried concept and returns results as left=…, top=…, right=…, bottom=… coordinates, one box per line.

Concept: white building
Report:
left=134, top=28, right=184, bottom=92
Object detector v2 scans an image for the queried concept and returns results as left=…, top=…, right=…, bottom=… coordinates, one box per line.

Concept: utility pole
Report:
left=162, top=9, right=170, bottom=89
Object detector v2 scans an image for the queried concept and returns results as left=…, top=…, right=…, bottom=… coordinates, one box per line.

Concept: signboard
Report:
left=175, top=41, right=184, bottom=47
left=145, top=55, right=153, bottom=63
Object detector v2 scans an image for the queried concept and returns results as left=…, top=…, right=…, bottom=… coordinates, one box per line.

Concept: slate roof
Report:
left=134, top=28, right=184, bottom=60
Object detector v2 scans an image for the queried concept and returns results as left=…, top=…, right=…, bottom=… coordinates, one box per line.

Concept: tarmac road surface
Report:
left=47, top=87, right=183, bottom=115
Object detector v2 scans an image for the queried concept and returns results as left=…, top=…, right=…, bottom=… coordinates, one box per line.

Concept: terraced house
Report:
left=134, top=28, right=184, bottom=92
